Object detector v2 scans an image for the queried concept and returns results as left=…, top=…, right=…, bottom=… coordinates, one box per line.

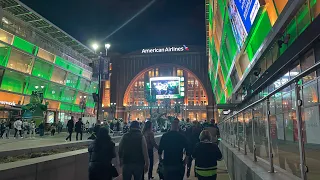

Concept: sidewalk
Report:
left=145, top=160, right=230, bottom=180
left=0, top=132, right=121, bottom=152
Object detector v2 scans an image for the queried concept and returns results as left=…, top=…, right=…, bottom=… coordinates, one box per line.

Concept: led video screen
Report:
left=149, top=77, right=184, bottom=99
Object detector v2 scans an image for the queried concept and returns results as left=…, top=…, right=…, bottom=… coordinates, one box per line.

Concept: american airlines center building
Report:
left=104, top=45, right=216, bottom=121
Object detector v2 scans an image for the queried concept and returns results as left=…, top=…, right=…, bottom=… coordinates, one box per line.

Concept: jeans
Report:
left=76, top=131, right=83, bottom=141
left=122, top=164, right=144, bottom=180
left=197, top=175, right=217, bottom=180
left=148, top=149, right=154, bottom=179
left=163, top=164, right=185, bottom=180
left=66, top=130, right=73, bottom=141
left=14, top=128, right=22, bottom=137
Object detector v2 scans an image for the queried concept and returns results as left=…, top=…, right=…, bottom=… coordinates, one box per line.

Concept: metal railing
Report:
left=219, top=61, right=320, bottom=180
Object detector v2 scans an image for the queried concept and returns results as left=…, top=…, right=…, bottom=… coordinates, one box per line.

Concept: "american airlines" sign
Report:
left=142, top=45, right=189, bottom=54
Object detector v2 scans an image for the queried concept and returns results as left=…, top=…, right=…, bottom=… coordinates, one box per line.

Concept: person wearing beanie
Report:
left=119, top=121, right=149, bottom=180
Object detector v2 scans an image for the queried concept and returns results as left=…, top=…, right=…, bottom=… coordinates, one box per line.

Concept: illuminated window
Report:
left=51, top=67, right=67, bottom=84
left=82, top=69, right=92, bottom=80
left=0, top=70, right=27, bottom=93
left=66, top=73, right=79, bottom=88
left=78, top=78, right=90, bottom=92
left=61, top=88, right=76, bottom=103
left=37, top=48, right=55, bottom=63
left=0, top=42, right=10, bottom=67
left=46, top=84, right=63, bottom=101
left=7, top=49, right=34, bottom=74
left=177, top=69, right=183, bottom=76
left=32, top=59, right=53, bottom=80
left=0, top=29, right=14, bottom=45
left=105, top=80, right=110, bottom=89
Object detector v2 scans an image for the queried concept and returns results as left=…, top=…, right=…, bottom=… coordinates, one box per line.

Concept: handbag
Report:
left=110, top=164, right=119, bottom=177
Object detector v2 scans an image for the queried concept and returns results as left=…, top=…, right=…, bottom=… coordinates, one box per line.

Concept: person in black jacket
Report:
left=192, top=130, right=222, bottom=180
left=65, top=116, right=74, bottom=141
left=88, top=128, right=117, bottom=180
left=75, top=118, right=84, bottom=141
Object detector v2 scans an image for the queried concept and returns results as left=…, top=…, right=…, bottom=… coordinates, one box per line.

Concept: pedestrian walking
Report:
left=51, top=123, right=57, bottom=136
left=143, top=121, right=159, bottom=180
left=66, top=116, right=75, bottom=141
left=158, top=118, right=190, bottom=180
left=1, top=120, right=10, bottom=139
left=88, top=128, right=118, bottom=180
left=30, top=121, right=36, bottom=138
left=119, top=121, right=149, bottom=180
left=204, top=119, right=220, bottom=144
left=57, top=121, right=63, bottom=134
left=75, top=118, right=84, bottom=141
left=22, top=120, right=30, bottom=138
left=192, top=130, right=222, bottom=180
left=0, top=120, right=6, bottom=138
left=14, top=119, right=23, bottom=138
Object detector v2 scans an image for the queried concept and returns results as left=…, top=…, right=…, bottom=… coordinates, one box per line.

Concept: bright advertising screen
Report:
left=150, top=77, right=184, bottom=99
left=228, top=0, right=248, bottom=49
left=234, top=0, right=260, bottom=34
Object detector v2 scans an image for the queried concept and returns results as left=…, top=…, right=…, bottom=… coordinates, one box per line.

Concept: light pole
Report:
left=91, top=43, right=111, bottom=122
left=79, top=95, right=87, bottom=118
left=110, top=103, right=116, bottom=119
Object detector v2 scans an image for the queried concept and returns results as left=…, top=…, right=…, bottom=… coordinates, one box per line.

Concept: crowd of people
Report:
left=88, top=118, right=222, bottom=180
left=0, top=119, right=40, bottom=139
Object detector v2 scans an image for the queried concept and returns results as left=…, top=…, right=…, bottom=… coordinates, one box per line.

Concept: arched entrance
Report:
left=122, top=64, right=209, bottom=121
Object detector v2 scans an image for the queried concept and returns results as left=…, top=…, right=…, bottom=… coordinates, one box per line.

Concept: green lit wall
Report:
left=208, top=0, right=319, bottom=104
left=0, top=28, right=97, bottom=113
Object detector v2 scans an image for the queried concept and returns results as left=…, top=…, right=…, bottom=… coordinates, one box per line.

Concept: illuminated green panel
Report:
left=25, top=77, right=48, bottom=95
left=88, top=82, right=99, bottom=93
left=286, top=19, right=298, bottom=46
left=12, top=36, right=38, bottom=55
left=0, top=70, right=27, bottom=93
left=78, top=78, right=90, bottom=91
left=61, top=88, right=76, bottom=103
left=55, top=56, right=69, bottom=70
left=246, top=11, right=272, bottom=61
left=45, top=83, right=64, bottom=101
left=32, top=59, right=53, bottom=80
left=226, top=79, right=233, bottom=98
left=217, top=0, right=225, bottom=19
left=60, top=103, right=72, bottom=111
left=0, top=44, right=11, bottom=67
left=68, top=64, right=82, bottom=76
left=296, top=3, right=311, bottom=36
left=72, top=105, right=83, bottom=113
left=65, top=73, right=79, bottom=88
left=86, top=96, right=95, bottom=108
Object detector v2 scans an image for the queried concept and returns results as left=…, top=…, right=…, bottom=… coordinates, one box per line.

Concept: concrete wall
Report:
left=0, top=136, right=161, bottom=180
left=220, top=141, right=300, bottom=180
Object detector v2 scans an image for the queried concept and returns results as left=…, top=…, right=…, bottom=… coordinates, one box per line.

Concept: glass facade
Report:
left=210, top=0, right=320, bottom=179
left=0, top=28, right=97, bottom=118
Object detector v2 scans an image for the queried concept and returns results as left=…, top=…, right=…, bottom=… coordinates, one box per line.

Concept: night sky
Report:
left=20, top=0, right=206, bottom=54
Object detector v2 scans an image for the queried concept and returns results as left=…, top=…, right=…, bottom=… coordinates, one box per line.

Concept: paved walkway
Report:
left=144, top=160, right=230, bottom=180
left=0, top=132, right=121, bottom=152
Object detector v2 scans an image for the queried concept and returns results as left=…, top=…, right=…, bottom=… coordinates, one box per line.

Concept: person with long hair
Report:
left=88, top=127, right=118, bottom=180
left=192, top=130, right=222, bottom=180
left=143, top=121, right=159, bottom=180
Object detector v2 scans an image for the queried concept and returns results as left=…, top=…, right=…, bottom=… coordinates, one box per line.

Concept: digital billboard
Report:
left=234, top=0, right=260, bottom=34
left=149, top=77, right=184, bottom=99
left=228, top=0, right=248, bottom=49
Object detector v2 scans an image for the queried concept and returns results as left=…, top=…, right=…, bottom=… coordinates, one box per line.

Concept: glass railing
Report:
left=219, top=61, right=320, bottom=180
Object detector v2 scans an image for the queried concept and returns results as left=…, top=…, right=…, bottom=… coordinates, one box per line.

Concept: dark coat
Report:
left=88, top=140, right=116, bottom=180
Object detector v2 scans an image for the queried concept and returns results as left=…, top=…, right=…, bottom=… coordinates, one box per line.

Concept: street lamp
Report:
left=79, top=95, right=87, bottom=118
left=110, top=103, right=116, bottom=119
left=92, top=43, right=99, bottom=52
left=92, top=42, right=111, bottom=122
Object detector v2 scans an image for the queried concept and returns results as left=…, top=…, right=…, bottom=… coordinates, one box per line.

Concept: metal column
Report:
left=243, top=113, right=247, bottom=155
left=266, top=98, right=274, bottom=173
left=252, top=108, right=257, bottom=162
left=294, top=82, right=307, bottom=180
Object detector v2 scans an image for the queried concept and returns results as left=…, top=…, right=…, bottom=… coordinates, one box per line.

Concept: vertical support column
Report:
left=237, top=115, right=240, bottom=151
left=294, top=82, right=307, bottom=180
left=243, top=113, right=247, bottom=155
left=206, top=105, right=214, bottom=121
left=252, top=109, right=257, bottom=162
left=266, top=98, right=274, bottom=173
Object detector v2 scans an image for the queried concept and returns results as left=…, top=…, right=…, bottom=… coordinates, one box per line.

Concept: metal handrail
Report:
left=221, top=60, right=320, bottom=122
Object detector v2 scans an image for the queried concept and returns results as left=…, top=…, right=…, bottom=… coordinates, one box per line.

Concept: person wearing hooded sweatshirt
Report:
left=119, top=121, right=149, bottom=180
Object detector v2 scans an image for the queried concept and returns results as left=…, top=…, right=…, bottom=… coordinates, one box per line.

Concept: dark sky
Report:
left=20, top=0, right=206, bottom=54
